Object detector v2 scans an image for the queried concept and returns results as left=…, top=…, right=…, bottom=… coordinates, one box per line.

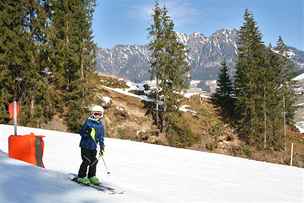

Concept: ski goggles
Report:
left=93, top=112, right=103, bottom=117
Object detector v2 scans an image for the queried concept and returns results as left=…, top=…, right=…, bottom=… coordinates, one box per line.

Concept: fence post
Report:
left=290, top=143, right=294, bottom=166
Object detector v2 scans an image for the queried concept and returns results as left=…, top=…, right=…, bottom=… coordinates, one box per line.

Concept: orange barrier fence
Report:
left=8, top=133, right=45, bottom=167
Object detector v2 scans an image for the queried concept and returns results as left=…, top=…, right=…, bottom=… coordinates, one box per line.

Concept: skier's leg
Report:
left=88, top=149, right=98, bottom=178
left=88, top=150, right=101, bottom=185
left=78, top=148, right=92, bottom=178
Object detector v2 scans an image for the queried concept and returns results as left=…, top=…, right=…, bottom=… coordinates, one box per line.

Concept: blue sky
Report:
left=92, top=0, right=304, bottom=50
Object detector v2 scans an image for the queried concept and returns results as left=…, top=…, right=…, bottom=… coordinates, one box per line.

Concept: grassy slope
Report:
left=46, top=74, right=304, bottom=168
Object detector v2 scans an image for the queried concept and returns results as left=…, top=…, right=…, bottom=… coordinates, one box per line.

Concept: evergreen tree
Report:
left=276, top=36, right=288, bottom=55
left=263, top=45, right=285, bottom=149
left=261, top=38, right=296, bottom=150
left=275, top=37, right=296, bottom=150
left=235, top=11, right=297, bottom=150
left=159, top=6, right=189, bottom=113
left=48, top=0, right=96, bottom=132
left=0, top=0, right=23, bottom=94
left=0, top=0, right=96, bottom=131
left=0, top=0, right=55, bottom=126
left=214, top=60, right=234, bottom=116
left=147, top=1, right=163, bottom=128
left=0, top=78, right=8, bottom=123
left=21, top=0, right=54, bottom=127
left=274, top=37, right=296, bottom=125
left=66, top=0, right=96, bottom=132
left=234, top=9, right=267, bottom=146
left=0, top=1, right=30, bottom=123
left=148, top=2, right=190, bottom=131
left=72, top=0, right=97, bottom=123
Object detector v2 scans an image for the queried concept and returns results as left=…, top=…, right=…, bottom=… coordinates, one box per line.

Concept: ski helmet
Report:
left=90, top=105, right=104, bottom=113
left=89, top=105, right=104, bottom=120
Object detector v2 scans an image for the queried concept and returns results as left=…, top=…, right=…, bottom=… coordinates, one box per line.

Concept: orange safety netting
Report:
left=8, top=133, right=45, bottom=168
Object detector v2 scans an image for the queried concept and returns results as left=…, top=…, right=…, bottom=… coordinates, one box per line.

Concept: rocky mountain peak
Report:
left=96, top=29, right=304, bottom=82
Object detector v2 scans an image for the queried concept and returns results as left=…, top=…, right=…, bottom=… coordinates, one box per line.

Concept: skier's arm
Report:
left=80, top=120, right=90, bottom=137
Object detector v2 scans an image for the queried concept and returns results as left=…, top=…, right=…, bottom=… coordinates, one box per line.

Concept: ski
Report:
left=68, top=174, right=124, bottom=195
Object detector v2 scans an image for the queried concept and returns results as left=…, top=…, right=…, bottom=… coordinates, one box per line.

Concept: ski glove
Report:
left=99, top=144, right=104, bottom=156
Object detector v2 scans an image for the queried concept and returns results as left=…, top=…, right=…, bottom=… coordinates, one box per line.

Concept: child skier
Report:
left=77, top=105, right=105, bottom=185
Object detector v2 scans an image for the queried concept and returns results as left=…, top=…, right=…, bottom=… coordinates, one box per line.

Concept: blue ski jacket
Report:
left=79, top=117, right=105, bottom=150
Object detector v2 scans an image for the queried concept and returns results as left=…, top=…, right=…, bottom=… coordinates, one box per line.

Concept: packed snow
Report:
left=102, top=85, right=153, bottom=102
left=0, top=124, right=303, bottom=203
left=101, top=96, right=112, bottom=104
left=104, top=80, right=211, bottom=102
left=296, top=103, right=304, bottom=107
left=295, top=121, right=304, bottom=134
left=179, top=105, right=197, bottom=115
left=293, top=73, right=304, bottom=81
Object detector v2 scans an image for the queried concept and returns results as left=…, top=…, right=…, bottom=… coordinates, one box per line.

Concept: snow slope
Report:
left=0, top=124, right=303, bottom=203
left=293, top=73, right=304, bottom=81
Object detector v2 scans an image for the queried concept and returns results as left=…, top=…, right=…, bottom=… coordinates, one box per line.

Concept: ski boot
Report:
left=89, top=176, right=101, bottom=185
left=77, top=177, right=91, bottom=185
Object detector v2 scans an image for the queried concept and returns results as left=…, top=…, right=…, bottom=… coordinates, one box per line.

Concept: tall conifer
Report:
left=148, top=2, right=190, bottom=131
left=48, top=0, right=96, bottom=131
left=234, top=9, right=266, bottom=146
left=214, top=60, right=234, bottom=115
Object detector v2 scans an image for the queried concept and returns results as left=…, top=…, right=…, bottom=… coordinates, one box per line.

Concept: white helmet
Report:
left=89, top=105, right=104, bottom=120
left=90, top=105, right=104, bottom=113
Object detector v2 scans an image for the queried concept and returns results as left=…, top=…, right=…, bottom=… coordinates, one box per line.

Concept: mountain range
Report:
left=96, top=28, right=304, bottom=82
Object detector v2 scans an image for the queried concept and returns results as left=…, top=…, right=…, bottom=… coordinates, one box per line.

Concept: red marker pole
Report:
left=13, top=101, right=17, bottom=136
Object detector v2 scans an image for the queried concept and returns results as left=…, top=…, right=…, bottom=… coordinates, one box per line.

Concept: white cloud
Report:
left=161, top=0, right=201, bottom=26
left=129, top=0, right=202, bottom=26
left=128, top=3, right=153, bottom=21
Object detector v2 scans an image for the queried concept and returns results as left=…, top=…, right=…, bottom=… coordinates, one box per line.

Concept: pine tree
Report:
left=276, top=36, right=288, bottom=56
left=148, top=2, right=190, bottom=131
left=48, top=0, right=96, bottom=132
left=147, top=1, right=165, bottom=129
left=234, top=9, right=267, bottom=146
left=0, top=57, right=9, bottom=123
left=260, top=37, right=297, bottom=151
left=66, top=0, right=96, bottom=132
left=214, top=60, right=234, bottom=116
left=235, top=12, right=297, bottom=150
left=274, top=37, right=296, bottom=150
left=20, top=0, right=55, bottom=127
left=0, top=0, right=56, bottom=127
left=0, top=1, right=31, bottom=124
left=0, top=0, right=24, bottom=95
left=0, top=0, right=96, bottom=131
left=274, top=37, right=296, bottom=125
left=159, top=6, right=189, bottom=113
left=263, top=45, right=285, bottom=149
left=0, top=81, right=8, bottom=123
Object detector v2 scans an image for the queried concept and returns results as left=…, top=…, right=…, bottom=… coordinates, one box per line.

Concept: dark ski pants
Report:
left=78, top=148, right=98, bottom=178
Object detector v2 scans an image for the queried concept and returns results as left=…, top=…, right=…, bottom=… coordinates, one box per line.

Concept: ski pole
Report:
left=100, top=155, right=111, bottom=175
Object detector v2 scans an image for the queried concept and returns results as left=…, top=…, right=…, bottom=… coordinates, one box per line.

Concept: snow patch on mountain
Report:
left=96, top=29, right=304, bottom=82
